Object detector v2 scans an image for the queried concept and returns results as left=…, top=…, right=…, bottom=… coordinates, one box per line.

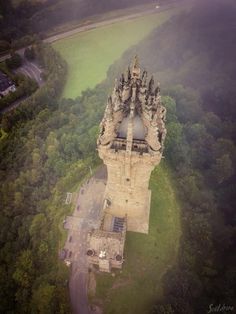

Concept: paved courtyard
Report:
left=63, top=166, right=107, bottom=314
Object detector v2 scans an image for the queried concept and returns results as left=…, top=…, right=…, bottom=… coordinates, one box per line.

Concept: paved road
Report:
left=0, top=0, right=185, bottom=63
left=44, top=4, right=174, bottom=44
left=64, top=166, right=107, bottom=314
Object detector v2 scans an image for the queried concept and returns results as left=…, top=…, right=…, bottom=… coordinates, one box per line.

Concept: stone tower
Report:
left=97, top=56, right=167, bottom=234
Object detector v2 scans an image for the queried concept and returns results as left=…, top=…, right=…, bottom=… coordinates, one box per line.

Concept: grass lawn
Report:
left=53, top=7, right=182, bottom=99
left=91, top=162, right=181, bottom=314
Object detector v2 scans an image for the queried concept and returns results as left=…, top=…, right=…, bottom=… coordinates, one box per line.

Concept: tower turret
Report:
left=131, top=55, right=141, bottom=79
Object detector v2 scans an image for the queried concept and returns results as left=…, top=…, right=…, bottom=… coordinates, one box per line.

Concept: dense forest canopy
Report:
left=0, top=0, right=235, bottom=313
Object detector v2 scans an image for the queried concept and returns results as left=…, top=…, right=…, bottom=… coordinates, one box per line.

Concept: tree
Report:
left=13, top=250, right=34, bottom=289
left=6, top=52, right=22, bottom=69
left=0, top=39, right=10, bottom=53
left=166, top=85, right=203, bottom=123
left=211, top=154, right=234, bottom=184
left=162, top=96, right=177, bottom=123
left=29, top=213, right=48, bottom=249
left=24, top=47, right=35, bottom=61
left=165, top=122, right=183, bottom=153
left=202, top=112, right=222, bottom=138
left=31, top=283, right=55, bottom=314
left=14, top=191, right=23, bottom=207
left=152, top=304, right=175, bottom=314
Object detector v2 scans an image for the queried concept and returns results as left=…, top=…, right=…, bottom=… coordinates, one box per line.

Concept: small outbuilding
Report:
left=87, top=215, right=126, bottom=272
left=0, top=71, right=16, bottom=98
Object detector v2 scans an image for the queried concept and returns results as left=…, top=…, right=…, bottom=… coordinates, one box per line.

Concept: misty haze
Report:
left=0, top=0, right=235, bottom=313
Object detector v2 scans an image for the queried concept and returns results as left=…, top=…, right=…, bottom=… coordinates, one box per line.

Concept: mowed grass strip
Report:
left=53, top=8, right=182, bottom=98
left=93, top=162, right=181, bottom=314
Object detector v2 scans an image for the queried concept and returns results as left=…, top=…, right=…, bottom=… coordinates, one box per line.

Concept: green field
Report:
left=91, top=163, right=181, bottom=314
left=53, top=8, right=182, bottom=98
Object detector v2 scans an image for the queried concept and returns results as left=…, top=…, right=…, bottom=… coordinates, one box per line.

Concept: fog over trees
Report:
left=105, top=0, right=236, bottom=312
left=0, top=0, right=235, bottom=313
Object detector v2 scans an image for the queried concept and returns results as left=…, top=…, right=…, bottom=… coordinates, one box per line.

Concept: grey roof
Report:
left=0, top=71, right=15, bottom=93
left=89, top=229, right=124, bottom=259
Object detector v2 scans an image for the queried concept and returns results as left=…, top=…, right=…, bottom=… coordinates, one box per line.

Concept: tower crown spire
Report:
left=98, top=57, right=166, bottom=152
left=131, top=55, right=140, bottom=79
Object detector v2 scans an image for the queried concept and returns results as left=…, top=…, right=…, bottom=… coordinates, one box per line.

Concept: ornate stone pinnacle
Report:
left=124, top=66, right=131, bottom=82
left=114, top=78, right=118, bottom=90
left=131, top=55, right=141, bottom=79
left=133, top=55, right=139, bottom=69
left=148, top=75, right=155, bottom=94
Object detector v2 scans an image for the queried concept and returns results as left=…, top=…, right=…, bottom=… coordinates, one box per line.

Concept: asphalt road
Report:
left=0, top=0, right=185, bottom=63
left=64, top=166, right=107, bottom=314
left=41, top=0, right=190, bottom=44
left=0, top=8, right=145, bottom=63
left=44, top=6, right=168, bottom=44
